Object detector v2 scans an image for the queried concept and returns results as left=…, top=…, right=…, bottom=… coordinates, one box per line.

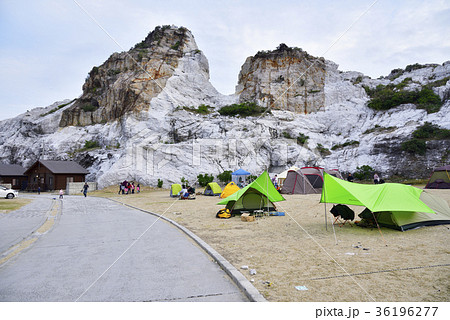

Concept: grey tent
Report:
left=324, top=168, right=344, bottom=180
left=425, top=165, right=450, bottom=189
left=300, top=167, right=325, bottom=190
left=280, top=169, right=318, bottom=194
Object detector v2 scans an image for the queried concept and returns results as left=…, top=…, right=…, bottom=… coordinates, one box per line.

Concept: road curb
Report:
left=110, top=199, right=267, bottom=302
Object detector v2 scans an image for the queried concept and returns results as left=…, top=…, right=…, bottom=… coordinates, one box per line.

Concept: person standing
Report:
left=271, top=175, right=278, bottom=187
left=374, top=173, right=380, bottom=184
left=347, top=173, right=354, bottom=182
left=83, top=182, right=89, bottom=197
left=59, top=189, right=64, bottom=199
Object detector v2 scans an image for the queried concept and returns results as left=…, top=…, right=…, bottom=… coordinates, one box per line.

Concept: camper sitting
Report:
left=187, top=186, right=195, bottom=194
left=178, top=185, right=189, bottom=200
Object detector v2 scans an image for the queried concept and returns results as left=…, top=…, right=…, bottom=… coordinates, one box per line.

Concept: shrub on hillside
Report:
left=364, top=85, right=442, bottom=113
left=316, top=143, right=331, bottom=157
left=81, top=140, right=100, bottom=151
left=401, top=138, right=427, bottom=155
left=412, top=122, right=450, bottom=140
left=297, top=133, right=309, bottom=145
left=218, top=102, right=267, bottom=117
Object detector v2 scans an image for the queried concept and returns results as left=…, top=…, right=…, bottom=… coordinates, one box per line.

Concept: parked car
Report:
left=0, top=186, right=18, bottom=199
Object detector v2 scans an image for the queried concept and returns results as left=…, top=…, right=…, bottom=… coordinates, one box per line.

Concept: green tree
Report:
left=197, top=174, right=214, bottom=187
left=353, top=165, right=374, bottom=180
left=180, top=177, right=189, bottom=187
left=217, top=171, right=232, bottom=184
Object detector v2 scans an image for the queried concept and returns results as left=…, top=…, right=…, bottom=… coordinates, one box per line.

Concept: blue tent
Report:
left=232, top=169, right=251, bottom=186
left=232, top=169, right=251, bottom=175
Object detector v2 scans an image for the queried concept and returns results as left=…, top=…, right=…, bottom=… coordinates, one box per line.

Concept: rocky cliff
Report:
left=236, top=43, right=326, bottom=114
left=59, top=26, right=219, bottom=126
left=0, top=25, right=449, bottom=188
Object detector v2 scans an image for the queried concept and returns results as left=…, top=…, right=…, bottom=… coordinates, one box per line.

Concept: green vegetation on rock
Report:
left=401, top=122, right=450, bottom=155
left=331, top=140, right=360, bottom=150
left=218, top=102, right=267, bottom=117
left=364, top=84, right=442, bottom=113
left=181, top=104, right=213, bottom=115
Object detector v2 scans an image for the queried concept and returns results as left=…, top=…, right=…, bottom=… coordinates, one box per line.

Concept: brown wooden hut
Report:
left=0, top=163, right=28, bottom=190
left=25, top=160, right=89, bottom=191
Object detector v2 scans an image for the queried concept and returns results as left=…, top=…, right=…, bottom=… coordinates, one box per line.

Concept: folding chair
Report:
left=330, top=204, right=355, bottom=227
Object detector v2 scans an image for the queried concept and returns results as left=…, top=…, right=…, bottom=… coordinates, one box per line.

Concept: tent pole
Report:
left=324, top=202, right=327, bottom=231
left=371, top=211, right=387, bottom=246
left=267, top=169, right=269, bottom=214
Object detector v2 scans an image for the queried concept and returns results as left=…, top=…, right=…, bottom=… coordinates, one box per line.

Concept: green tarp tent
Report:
left=170, top=184, right=182, bottom=197
left=320, top=173, right=450, bottom=231
left=204, top=182, right=222, bottom=196
left=218, top=171, right=285, bottom=214
left=375, top=191, right=450, bottom=231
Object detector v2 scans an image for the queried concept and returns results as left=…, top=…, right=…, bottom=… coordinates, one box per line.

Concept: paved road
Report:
left=0, top=194, right=249, bottom=302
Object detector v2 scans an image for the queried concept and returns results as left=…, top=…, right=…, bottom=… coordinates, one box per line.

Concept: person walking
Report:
left=82, top=182, right=89, bottom=197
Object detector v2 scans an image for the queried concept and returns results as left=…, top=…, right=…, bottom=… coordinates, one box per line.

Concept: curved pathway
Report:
left=0, top=195, right=251, bottom=302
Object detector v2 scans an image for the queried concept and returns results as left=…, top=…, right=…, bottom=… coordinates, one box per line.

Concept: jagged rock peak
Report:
left=236, top=44, right=327, bottom=114
left=59, top=25, right=204, bottom=127
left=133, top=25, right=194, bottom=53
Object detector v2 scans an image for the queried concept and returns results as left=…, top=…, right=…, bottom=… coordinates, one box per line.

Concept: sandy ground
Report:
left=96, top=187, right=450, bottom=302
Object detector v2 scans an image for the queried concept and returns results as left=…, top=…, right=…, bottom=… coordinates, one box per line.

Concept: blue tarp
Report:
left=232, top=169, right=251, bottom=175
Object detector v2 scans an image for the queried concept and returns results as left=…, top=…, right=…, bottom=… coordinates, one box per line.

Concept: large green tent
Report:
left=320, top=173, right=433, bottom=213
left=376, top=191, right=450, bottom=230
left=320, top=173, right=450, bottom=231
left=217, top=171, right=285, bottom=214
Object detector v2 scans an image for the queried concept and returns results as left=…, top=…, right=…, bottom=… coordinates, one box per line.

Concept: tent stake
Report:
left=329, top=207, right=338, bottom=245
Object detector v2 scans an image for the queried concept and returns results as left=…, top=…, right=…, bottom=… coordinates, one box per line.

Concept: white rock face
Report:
left=0, top=27, right=449, bottom=188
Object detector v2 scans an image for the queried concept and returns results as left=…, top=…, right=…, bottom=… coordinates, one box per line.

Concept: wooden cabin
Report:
left=0, top=163, right=28, bottom=190
left=24, top=160, right=89, bottom=191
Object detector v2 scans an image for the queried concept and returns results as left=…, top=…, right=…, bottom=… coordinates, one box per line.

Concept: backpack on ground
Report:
left=216, top=208, right=231, bottom=219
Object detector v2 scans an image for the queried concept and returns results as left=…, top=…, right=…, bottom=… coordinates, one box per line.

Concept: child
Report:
left=59, top=189, right=64, bottom=199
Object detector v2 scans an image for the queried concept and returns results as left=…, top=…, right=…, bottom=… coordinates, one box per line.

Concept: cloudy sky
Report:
left=0, top=0, right=449, bottom=121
